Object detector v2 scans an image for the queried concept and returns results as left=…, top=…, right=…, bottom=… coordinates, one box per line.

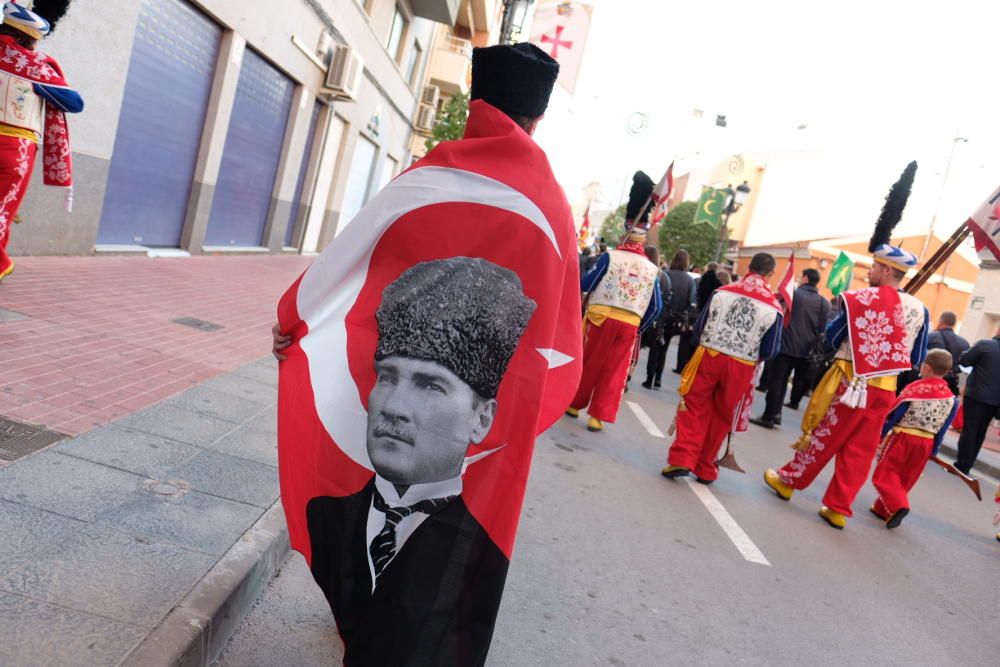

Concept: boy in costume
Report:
left=870, top=349, right=957, bottom=529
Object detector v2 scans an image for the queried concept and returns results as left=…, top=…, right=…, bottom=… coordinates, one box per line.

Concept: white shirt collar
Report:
left=373, top=473, right=463, bottom=507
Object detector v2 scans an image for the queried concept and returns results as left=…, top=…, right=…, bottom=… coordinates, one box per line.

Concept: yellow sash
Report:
left=794, top=360, right=898, bottom=450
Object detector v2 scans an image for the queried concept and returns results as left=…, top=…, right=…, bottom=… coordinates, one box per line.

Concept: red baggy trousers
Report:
left=871, top=431, right=933, bottom=517
left=0, top=136, right=38, bottom=277
left=777, top=385, right=894, bottom=516
left=571, top=317, right=638, bottom=423
left=667, top=351, right=755, bottom=481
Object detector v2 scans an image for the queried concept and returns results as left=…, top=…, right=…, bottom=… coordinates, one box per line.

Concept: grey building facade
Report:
left=10, top=0, right=457, bottom=257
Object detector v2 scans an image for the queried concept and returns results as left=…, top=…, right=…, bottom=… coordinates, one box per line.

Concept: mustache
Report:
left=372, top=421, right=416, bottom=445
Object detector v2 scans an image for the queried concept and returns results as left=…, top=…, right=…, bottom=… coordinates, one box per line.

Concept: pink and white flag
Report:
left=776, top=252, right=796, bottom=326
left=529, top=1, right=593, bottom=95
left=965, top=184, right=1000, bottom=261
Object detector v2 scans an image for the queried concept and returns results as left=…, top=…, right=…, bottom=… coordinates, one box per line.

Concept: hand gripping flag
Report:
left=276, top=100, right=582, bottom=666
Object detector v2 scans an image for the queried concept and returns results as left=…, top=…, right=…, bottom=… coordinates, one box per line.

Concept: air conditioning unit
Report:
left=415, top=103, right=436, bottom=132
left=323, top=44, right=363, bottom=101
left=421, top=84, right=440, bottom=108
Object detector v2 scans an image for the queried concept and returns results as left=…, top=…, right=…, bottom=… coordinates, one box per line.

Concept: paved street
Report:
left=216, top=358, right=1000, bottom=666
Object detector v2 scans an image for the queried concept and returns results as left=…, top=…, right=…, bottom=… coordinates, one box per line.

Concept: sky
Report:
left=527, top=0, right=1000, bottom=245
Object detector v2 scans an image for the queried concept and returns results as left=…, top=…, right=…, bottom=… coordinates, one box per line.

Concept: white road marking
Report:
left=684, top=478, right=771, bottom=566
left=625, top=401, right=665, bottom=438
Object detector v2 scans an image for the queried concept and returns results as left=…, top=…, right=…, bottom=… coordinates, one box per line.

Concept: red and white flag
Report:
left=275, top=100, right=583, bottom=663
left=776, top=252, right=796, bottom=326
left=964, top=184, right=1000, bottom=261
left=649, top=161, right=674, bottom=226
left=529, top=1, right=593, bottom=94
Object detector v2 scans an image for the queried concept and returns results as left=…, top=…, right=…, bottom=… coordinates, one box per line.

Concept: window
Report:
left=386, top=5, right=407, bottom=62
left=405, top=40, right=422, bottom=86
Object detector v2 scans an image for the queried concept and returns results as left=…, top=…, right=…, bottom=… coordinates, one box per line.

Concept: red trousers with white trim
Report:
left=571, top=317, right=637, bottom=423
left=0, top=136, right=38, bottom=277
left=871, top=431, right=933, bottom=517
left=667, top=351, right=755, bottom=481
left=777, top=385, right=894, bottom=516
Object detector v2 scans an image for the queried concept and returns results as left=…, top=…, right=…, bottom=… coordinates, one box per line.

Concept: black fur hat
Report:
left=626, top=171, right=655, bottom=223
left=375, top=257, right=536, bottom=399
left=31, top=0, right=72, bottom=33
left=471, top=43, right=559, bottom=119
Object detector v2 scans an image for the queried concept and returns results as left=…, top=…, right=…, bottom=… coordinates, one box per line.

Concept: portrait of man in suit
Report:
left=306, top=256, right=536, bottom=665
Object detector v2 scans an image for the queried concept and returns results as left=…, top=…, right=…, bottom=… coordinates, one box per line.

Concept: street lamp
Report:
left=715, top=180, right=751, bottom=262
left=500, top=0, right=534, bottom=44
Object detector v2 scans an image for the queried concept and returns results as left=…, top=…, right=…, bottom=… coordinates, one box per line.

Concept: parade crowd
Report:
left=573, top=168, right=1000, bottom=539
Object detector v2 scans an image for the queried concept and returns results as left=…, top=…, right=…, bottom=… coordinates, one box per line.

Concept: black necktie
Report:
left=370, top=489, right=456, bottom=582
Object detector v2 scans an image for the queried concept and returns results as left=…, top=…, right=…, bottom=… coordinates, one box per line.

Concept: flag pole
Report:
left=903, top=222, right=971, bottom=294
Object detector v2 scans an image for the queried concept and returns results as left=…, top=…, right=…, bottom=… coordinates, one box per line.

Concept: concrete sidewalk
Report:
left=0, top=356, right=287, bottom=667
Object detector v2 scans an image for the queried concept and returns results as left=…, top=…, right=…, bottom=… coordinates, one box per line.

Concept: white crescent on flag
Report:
left=966, top=184, right=1000, bottom=262
left=529, top=0, right=593, bottom=94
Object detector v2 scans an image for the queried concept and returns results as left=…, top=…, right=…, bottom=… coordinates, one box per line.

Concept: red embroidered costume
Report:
left=568, top=171, right=662, bottom=431
left=0, top=1, right=83, bottom=282
left=663, top=267, right=783, bottom=482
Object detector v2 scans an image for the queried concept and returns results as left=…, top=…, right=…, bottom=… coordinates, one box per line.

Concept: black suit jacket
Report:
left=306, top=480, right=509, bottom=667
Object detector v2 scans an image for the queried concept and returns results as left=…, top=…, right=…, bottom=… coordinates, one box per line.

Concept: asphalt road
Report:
left=216, top=357, right=1000, bottom=667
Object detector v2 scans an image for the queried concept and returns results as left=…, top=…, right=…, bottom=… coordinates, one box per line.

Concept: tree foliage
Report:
left=597, top=204, right=627, bottom=247
left=656, top=201, right=725, bottom=269
left=424, top=92, right=469, bottom=153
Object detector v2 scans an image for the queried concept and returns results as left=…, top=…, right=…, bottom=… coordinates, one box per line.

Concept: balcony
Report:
left=428, top=35, right=472, bottom=96
left=411, top=0, right=461, bottom=25
left=456, top=0, right=497, bottom=34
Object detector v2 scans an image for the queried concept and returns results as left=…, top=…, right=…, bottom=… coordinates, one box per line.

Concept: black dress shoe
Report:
left=774, top=415, right=782, bottom=426
left=653, top=381, right=662, bottom=389
left=641, top=380, right=653, bottom=389
left=749, top=416, right=775, bottom=429
left=784, top=402, right=799, bottom=410
left=695, top=477, right=714, bottom=485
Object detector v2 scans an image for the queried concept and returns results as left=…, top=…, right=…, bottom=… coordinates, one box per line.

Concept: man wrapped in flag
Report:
left=566, top=171, right=662, bottom=433
left=271, top=43, right=582, bottom=666
left=764, top=162, right=930, bottom=530
left=662, top=253, right=783, bottom=484
left=0, top=1, right=83, bottom=283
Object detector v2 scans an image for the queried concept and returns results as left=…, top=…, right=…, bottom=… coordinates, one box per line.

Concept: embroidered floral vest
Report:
left=588, top=249, right=658, bottom=317
left=0, top=69, right=43, bottom=134
left=899, top=397, right=955, bottom=434
left=836, top=290, right=926, bottom=373
left=699, top=275, right=781, bottom=362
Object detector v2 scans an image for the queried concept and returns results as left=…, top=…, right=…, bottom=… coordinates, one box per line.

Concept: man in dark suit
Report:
left=926, top=311, right=969, bottom=395
left=307, top=256, right=535, bottom=666
left=954, top=328, right=1000, bottom=474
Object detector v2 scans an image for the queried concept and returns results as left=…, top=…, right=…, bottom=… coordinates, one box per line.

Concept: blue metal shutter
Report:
left=285, top=100, right=323, bottom=247
left=205, top=49, right=294, bottom=247
left=98, top=0, right=220, bottom=246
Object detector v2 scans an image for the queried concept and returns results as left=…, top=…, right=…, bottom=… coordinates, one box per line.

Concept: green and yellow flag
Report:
left=826, top=251, right=854, bottom=296
left=693, top=186, right=726, bottom=228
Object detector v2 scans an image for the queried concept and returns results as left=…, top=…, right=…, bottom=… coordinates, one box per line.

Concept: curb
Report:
left=120, top=501, right=291, bottom=667
left=937, top=443, right=1000, bottom=481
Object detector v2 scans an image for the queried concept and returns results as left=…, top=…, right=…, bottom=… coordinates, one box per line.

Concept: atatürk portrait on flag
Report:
left=306, top=257, right=536, bottom=663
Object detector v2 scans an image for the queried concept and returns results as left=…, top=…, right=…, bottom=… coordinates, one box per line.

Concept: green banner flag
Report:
left=693, top=186, right=726, bottom=228
left=826, top=251, right=854, bottom=296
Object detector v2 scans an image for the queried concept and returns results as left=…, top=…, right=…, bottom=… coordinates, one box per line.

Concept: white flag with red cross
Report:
left=965, top=184, right=1000, bottom=261
left=650, top=161, right=674, bottom=225
left=529, top=1, right=593, bottom=94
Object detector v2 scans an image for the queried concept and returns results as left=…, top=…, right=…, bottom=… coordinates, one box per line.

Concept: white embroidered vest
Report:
left=588, top=249, right=658, bottom=317
left=836, top=291, right=926, bottom=363
left=0, top=70, right=43, bottom=134
left=699, top=290, right=779, bottom=362
left=899, top=396, right=955, bottom=434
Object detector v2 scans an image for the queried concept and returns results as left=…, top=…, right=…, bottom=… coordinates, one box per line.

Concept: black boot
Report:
left=749, top=416, right=775, bottom=429
left=641, top=378, right=653, bottom=389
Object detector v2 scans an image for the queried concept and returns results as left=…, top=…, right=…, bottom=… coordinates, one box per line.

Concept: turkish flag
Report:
left=276, top=100, right=582, bottom=664
left=529, top=1, right=593, bottom=94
